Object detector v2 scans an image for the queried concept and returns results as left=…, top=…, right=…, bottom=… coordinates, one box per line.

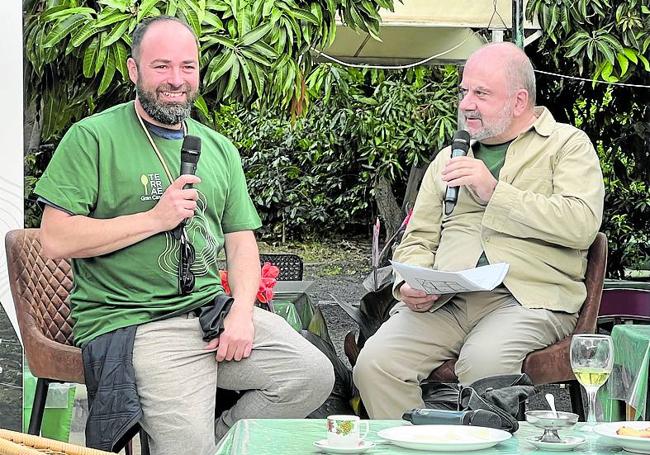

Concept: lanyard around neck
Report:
left=134, top=103, right=187, bottom=185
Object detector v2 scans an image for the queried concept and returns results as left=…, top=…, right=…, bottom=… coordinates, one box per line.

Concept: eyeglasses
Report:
left=178, top=229, right=195, bottom=295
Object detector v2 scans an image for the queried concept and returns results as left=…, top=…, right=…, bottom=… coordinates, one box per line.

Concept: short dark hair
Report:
left=131, top=16, right=199, bottom=62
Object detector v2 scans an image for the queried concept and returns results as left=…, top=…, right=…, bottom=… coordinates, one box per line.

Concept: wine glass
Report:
left=570, top=334, right=614, bottom=430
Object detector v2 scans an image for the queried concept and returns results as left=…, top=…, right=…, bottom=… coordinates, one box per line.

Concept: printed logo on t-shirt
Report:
left=140, top=173, right=164, bottom=201
left=158, top=189, right=219, bottom=279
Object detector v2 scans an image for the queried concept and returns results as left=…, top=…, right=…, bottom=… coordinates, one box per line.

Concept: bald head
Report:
left=131, top=16, right=199, bottom=63
left=466, top=43, right=536, bottom=108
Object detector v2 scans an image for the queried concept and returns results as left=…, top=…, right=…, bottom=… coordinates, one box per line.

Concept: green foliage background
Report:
left=23, top=0, right=650, bottom=278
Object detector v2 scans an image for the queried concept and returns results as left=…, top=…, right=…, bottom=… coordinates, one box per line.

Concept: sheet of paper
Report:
left=390, top=261, right=509, bottom=294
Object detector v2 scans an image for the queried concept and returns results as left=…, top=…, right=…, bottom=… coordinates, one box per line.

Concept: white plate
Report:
left=525, top=435, right=586, bottom=451
left=595, top=422, right=650, bottom=454
left=313, top=439, right=375, bottom=454
left=377, top=425, right=511, bottom=452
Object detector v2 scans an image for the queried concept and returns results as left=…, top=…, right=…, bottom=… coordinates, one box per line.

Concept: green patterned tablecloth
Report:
left=215, top=419, right=627, bottom=454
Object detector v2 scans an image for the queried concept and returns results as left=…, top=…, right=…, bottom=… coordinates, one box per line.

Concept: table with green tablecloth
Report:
left=215, top=419, right=626, bottom=454
left=604, top=324, right=650, bottom=421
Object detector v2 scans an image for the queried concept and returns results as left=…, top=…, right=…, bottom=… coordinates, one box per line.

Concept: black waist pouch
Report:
left=197, top=294, right=234, bottom=342
left=421, top=373, right=537, bottom=433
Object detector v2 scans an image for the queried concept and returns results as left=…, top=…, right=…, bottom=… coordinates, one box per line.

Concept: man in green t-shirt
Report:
left=35, top=16, right=333, bottom=455
left=354, top=42, right=605, bottom=418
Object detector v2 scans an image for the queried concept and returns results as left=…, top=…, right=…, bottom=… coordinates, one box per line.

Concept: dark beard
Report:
left=136, top=84, right=196, bottom=126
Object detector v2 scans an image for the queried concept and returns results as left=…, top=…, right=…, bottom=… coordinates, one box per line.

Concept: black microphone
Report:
left=180, top=135, right=201, bottom=188
left=402, top=408, right=502, bottom=429
left=173, top=135, right=201, bottom=238
left=443, top=130, right=471, bottom=216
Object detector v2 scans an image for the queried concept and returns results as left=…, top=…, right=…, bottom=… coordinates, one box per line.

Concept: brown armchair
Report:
left=425, top=232, right=608, bottom=419
left=345, top=233, right=608, bottom=420
left=5, top=228, right=144, bottom=454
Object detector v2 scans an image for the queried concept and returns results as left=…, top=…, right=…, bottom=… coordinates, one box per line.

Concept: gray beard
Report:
left=458, top=101, right=514, bottom=141
left=136, top=85, right=194, bottom=126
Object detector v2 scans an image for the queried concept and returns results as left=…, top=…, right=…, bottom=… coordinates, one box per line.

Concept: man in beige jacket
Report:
left=353, top=42, right=605, bottom=419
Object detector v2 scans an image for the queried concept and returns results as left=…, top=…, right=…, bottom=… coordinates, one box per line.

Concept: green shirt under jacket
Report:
left=393, top=107, right=605, bottom=314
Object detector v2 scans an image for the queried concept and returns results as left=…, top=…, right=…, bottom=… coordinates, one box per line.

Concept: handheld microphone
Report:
left=443, top=130, right=471, bottom=216
left=174, top=135, right=202, bottom=239
left=402, top=408, right=502, bottom=430
left=180, top=135, right=202, bottom=189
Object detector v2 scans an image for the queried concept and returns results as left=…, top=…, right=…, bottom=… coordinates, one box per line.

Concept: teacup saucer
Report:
left=313, top=439, right=375, bottom=454
left=526, top=435, right=586, bottom=451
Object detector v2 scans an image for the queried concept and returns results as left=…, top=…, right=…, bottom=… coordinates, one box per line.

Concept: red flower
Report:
left=219, top=269, right=231, bottom=295
left=257, top=262, right=279, bottom=303
left=218, top=262, right=280, bottom=303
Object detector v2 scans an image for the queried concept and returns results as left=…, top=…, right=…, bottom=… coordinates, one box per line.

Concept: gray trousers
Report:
left=132, top=307, right=335, bottom=455
left=353, top=288, right=577, bottom=419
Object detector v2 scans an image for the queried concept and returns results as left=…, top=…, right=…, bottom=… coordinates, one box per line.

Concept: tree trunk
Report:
left=373, top=175, right=403, bottom=237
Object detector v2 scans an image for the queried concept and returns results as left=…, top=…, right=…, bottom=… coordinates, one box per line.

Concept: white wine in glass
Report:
left=570, top=334, right=614, bottom=430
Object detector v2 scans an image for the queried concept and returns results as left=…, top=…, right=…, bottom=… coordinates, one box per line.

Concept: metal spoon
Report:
left=545, top=393, right=558, bottom=418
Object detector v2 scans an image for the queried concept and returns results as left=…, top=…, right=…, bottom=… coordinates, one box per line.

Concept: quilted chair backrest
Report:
left=259, top=253, right=303, bottom=281
left=5, top=229, right=75, bottom=346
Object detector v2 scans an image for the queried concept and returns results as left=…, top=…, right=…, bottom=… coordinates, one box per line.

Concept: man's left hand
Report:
left=441, top=156, right=497, bottom=203
left=204, top=305, right=254, bottom=362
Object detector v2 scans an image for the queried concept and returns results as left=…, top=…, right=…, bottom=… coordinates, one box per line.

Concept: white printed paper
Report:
left=390, top=261, right=509, bottom=294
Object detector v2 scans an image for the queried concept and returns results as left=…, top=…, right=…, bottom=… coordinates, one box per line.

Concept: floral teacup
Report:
left=326, top=415, right=369, bottom=448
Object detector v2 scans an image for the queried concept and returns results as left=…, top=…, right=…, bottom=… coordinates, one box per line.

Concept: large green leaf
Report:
left=83, top=37, right=100, bottom=77
left=42, top=14, right=89, bottom=48
left=237, top=55, right=253, bottom=97
left=240, top=47, right=272, bottom=66
left=179, top=0, right=202, bottom=37
left=166, top=0, right=179, bottom=16
left=137, top=0, right=162, bottom=21
left=239, top=22, right=272, bottom=46
left=202, top=11, right=224, bottom=30
left=204, top=50, right=237, bottom=87
left=247, top=60, right=265, bottom=95
left=194, top=94, right=210, bottom=119
left=182, top=0, right=206, bottom=22
left=250, top=41, right=276, bottom=59
left=94, top=11, right=131, bottom=29
left=201, top=35, right=236, bottom=49
left=95, top=37, right=108, bottom=75
left=289, top=7, right=318, bottom=25
left=102, top=19, right=130, bottom=47
left=113, top=40, right=130, bottom=78
left=98, top=51, right=117, bottom=95
left=97, top=0, right=130, bottom=12
left=223, top=55, right=240, bottom=97
left=69, top=21, right=99, bottom=48
left=40, top=6, right=95, bottom=23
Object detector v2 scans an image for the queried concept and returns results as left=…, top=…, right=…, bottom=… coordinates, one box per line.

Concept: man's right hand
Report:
left=400, top=283, right=440, bottom=312
left=149, top=175, right=201, bottom=232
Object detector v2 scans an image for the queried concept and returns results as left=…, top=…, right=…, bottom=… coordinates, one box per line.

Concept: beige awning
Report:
left=317, top=0, right=540, bottom=66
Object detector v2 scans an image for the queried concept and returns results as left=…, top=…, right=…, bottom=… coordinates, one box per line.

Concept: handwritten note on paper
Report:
left=390, top=261, right=510, bottom=294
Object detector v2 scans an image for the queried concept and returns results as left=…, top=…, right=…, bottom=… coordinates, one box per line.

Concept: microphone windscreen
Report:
left=181, top=135, right=201, bottom=164
left=469, top=409, right=502, bottom=429
left=452, top=130, right=471, bottom=150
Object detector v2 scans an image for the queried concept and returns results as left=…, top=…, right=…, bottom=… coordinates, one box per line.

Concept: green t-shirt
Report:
left=34, top=101, right=262, bottom=347
left=474, top=141, right=510, bottom=267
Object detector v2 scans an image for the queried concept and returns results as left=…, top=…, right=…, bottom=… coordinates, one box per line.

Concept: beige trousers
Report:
left=353, top=288, right=577, bottom=419
left=132, top=307, right=335, bottom=455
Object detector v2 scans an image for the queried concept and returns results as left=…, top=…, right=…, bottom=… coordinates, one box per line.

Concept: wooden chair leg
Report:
left=28, top=378, right=50, bottom=435
left=568, top=381, right=586, bottom=421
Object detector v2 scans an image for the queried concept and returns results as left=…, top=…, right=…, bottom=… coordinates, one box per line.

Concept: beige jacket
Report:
left=393, top=107, right=605, bottom=313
